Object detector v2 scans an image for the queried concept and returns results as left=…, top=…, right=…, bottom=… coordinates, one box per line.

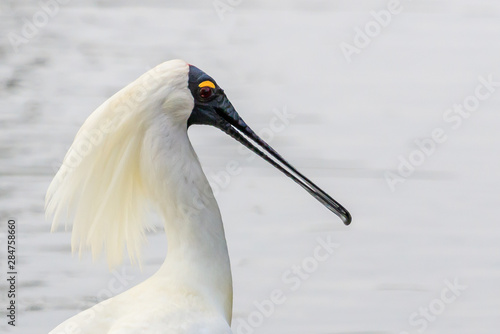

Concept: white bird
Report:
left=46, top=59, right=351, bottom=334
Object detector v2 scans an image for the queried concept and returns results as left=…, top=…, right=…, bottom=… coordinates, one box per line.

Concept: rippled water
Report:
left=1, top=1, right=500, bottom=333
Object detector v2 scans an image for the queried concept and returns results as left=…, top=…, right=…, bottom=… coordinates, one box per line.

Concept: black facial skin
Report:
left=187, top=65, right=241, bottom=131
left=186, top=65, right=352, bottom=225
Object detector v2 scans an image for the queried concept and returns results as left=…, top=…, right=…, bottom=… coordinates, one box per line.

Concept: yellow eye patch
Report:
left=198, top=81, right=215, bottom=89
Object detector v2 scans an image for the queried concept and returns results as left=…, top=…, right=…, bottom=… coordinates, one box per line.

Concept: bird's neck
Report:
left=146, top=124, right=232, bottom=323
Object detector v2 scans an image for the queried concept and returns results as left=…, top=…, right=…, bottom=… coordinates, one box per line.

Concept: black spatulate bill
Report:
left=187, top=65, right=351, bottom=225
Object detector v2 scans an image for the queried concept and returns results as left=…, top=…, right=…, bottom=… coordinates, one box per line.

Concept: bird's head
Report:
left=185, top=64, right=351, bottom=225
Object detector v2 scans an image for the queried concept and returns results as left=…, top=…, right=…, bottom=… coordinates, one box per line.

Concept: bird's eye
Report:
left=199, top=86, right=214, bottom=99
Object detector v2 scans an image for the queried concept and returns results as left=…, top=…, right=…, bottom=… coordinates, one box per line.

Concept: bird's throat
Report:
left=146, top=126, right=233, bottom=324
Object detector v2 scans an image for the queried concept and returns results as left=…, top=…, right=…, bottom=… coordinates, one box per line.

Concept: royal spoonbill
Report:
left=46, top=59, right=351, bottom=334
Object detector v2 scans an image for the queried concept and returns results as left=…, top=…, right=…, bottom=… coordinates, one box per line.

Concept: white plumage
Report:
left=47, top=60, right=232, bottom=333
left=47, top=60, right=195, bottom=266
left=46, top=59, right=350, bottom=334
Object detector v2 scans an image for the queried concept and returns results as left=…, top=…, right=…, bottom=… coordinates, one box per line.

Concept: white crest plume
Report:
left=45, top=60, right=193, bottom=267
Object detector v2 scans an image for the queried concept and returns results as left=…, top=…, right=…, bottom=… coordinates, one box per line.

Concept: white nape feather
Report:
left=47, top=60, right=233, bottom=333
left=45, top=59, right=194, bottom=267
